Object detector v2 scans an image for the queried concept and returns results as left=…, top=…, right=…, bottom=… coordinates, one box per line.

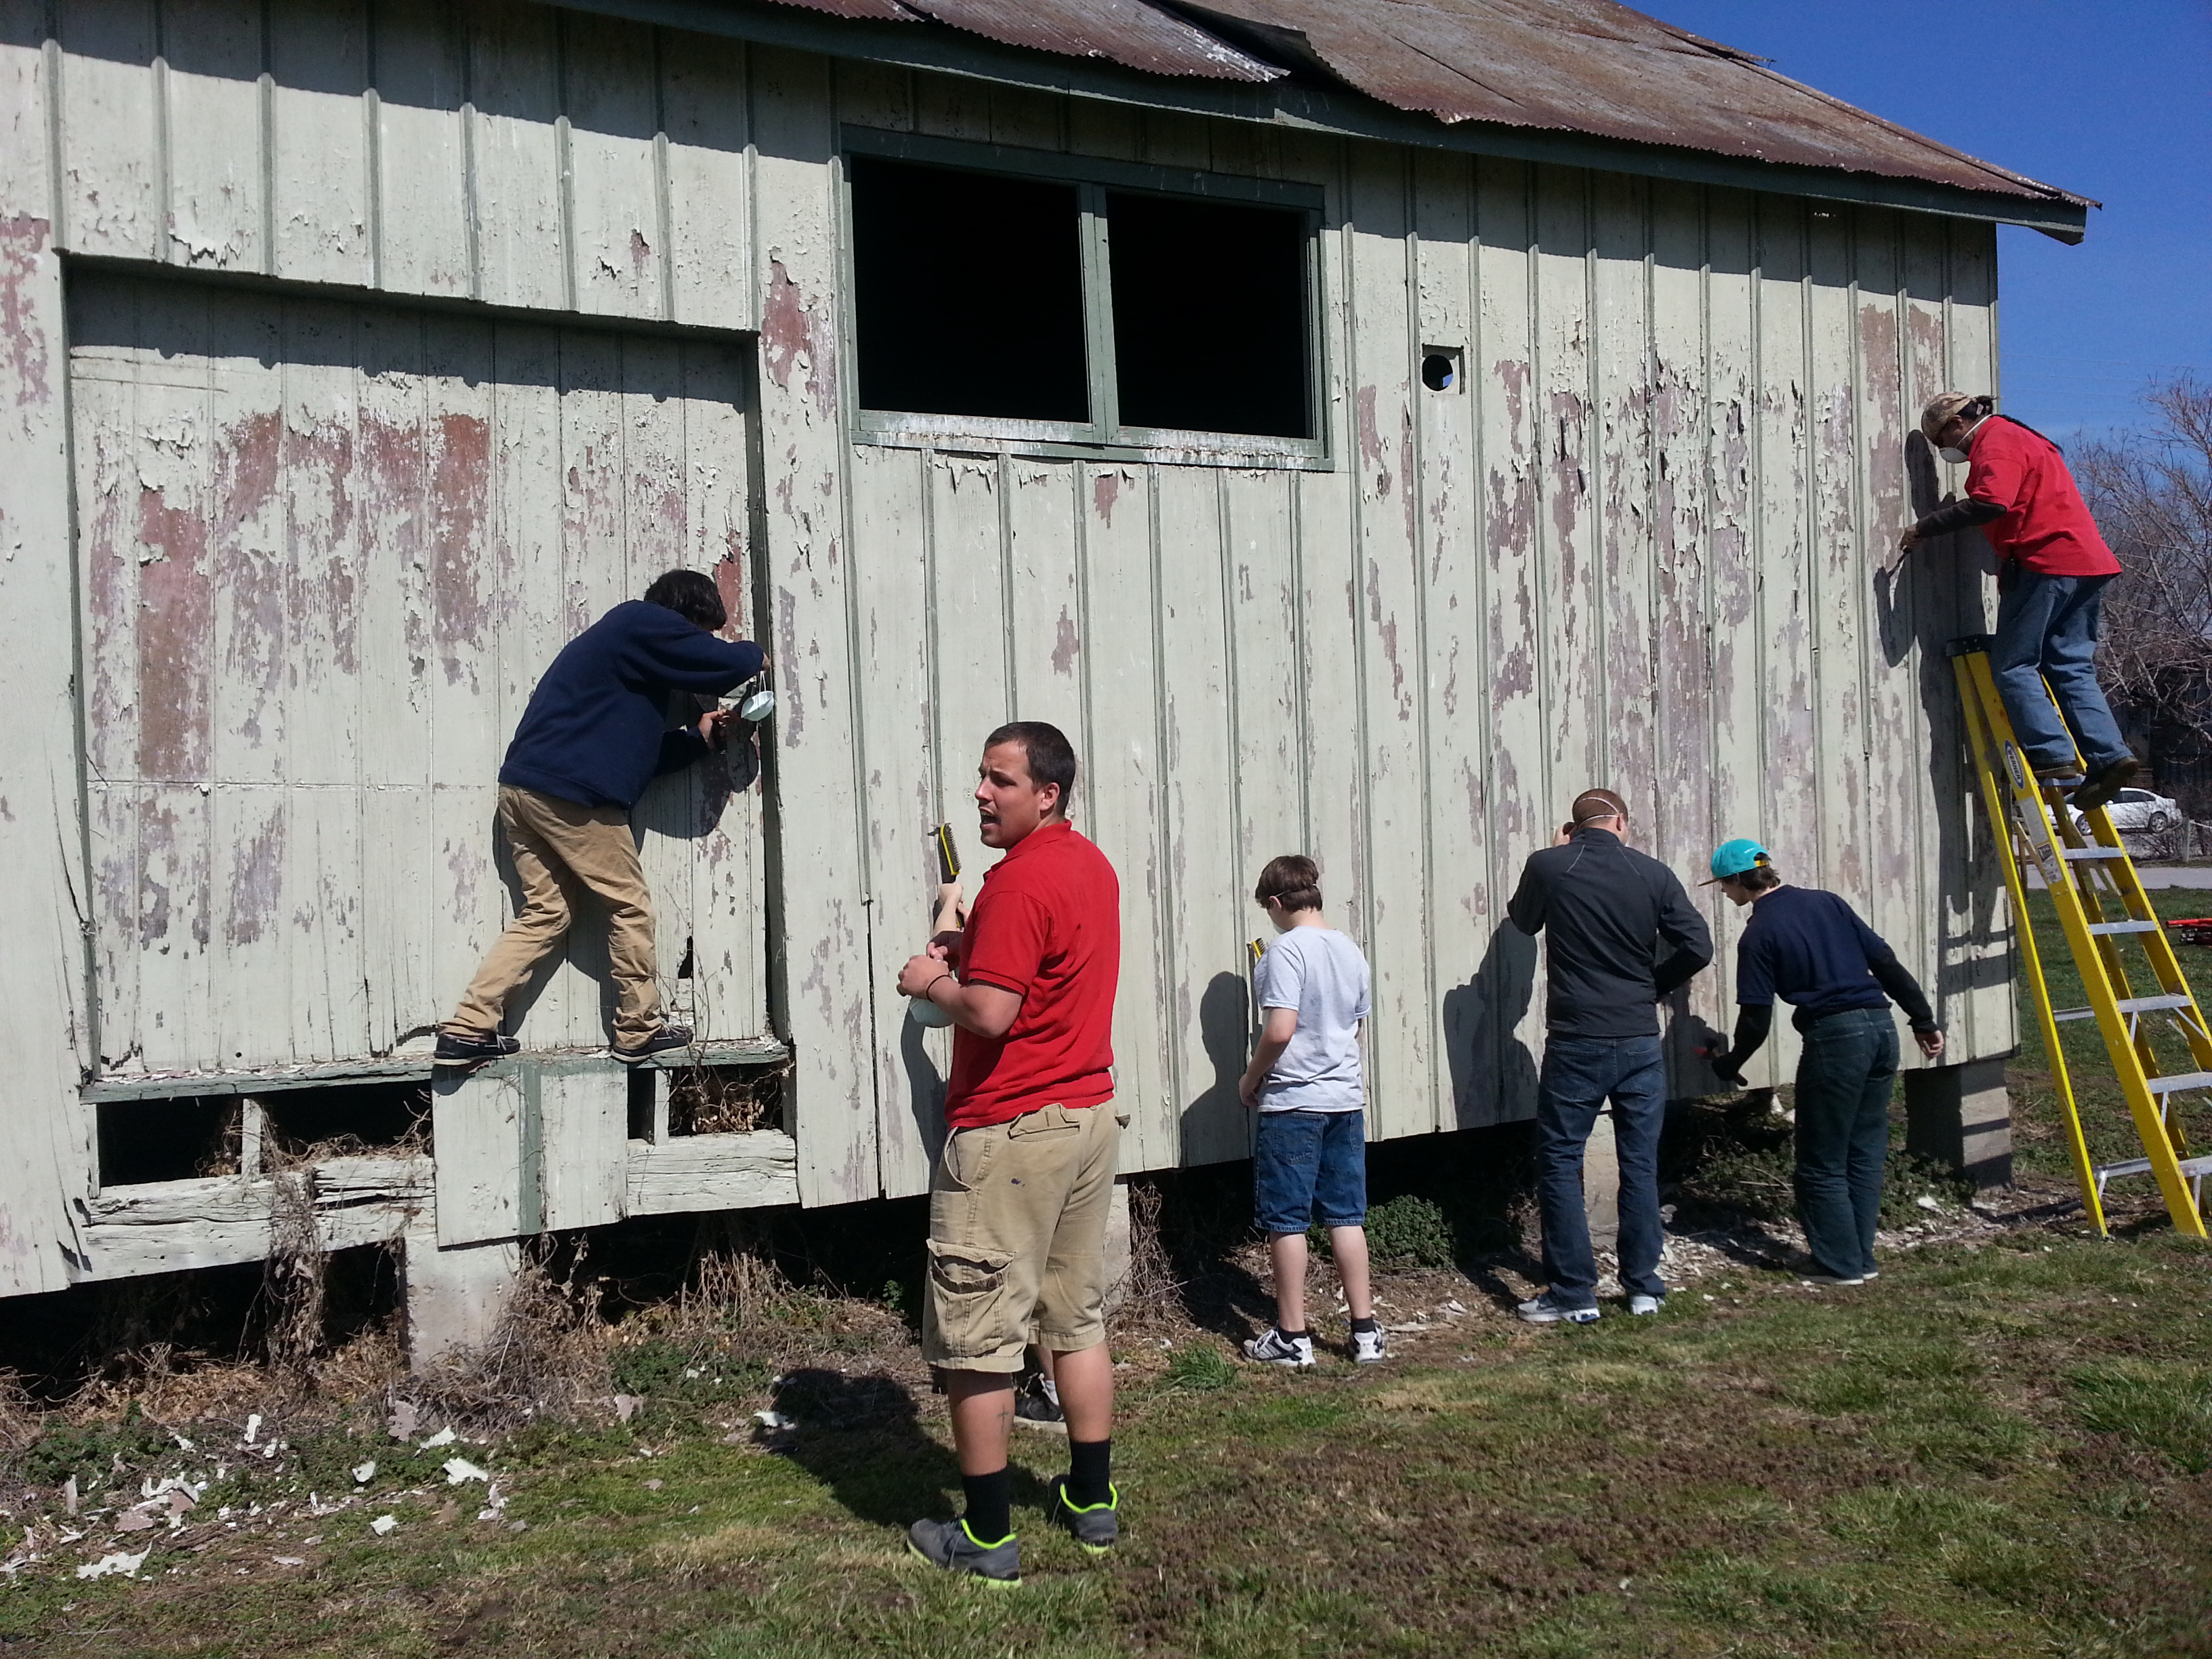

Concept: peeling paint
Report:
left=0, top=216, right=52, bottom=412
left=429, top=413, right=490, bottom=687
left=1051, top=607, right=1080, bottom=676
left=760, top=257, right=837, bottom=422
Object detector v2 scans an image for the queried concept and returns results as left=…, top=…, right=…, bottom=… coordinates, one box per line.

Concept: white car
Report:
left=2060, top=786, right=2184, bottom=835
left=2101, top=787, right=2184, bottom=834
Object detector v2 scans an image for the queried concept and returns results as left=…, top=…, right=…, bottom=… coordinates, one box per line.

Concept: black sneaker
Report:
left=1046, top=1477, right=1118, bottom=1553
left=434, top=1031, right=519, bottom=1067
left=906, top=1517, right=1020, bottom=1584
left=613, top=1025, right=695, bottom=1064
left=1013, top=1382, right=1064, bottom=1425
left=2072, top=756, right=2142, bottom=813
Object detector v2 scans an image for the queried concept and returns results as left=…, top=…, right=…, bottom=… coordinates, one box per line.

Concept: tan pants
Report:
left=922, top=1102, right=1122, bottom=1373
left=444, top=784, right=662, bottom=1046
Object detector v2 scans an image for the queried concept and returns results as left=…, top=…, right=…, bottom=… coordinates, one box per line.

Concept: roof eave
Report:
left=546, top=0, right=2091, bottom=241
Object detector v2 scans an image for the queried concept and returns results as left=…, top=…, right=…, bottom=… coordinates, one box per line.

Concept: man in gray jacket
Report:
left=1507, top=789, right=1713, bottom=1323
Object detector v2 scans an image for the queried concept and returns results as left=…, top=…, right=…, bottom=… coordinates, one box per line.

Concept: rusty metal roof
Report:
left=758, top=0, right=2089, bottom=208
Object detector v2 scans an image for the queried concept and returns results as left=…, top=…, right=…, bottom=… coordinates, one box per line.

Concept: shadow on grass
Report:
left=766, top=1368, right=1059, bottom=1528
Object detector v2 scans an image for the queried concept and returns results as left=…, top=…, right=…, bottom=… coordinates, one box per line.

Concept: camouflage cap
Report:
left=1921, top=391, right=1982, bottom=444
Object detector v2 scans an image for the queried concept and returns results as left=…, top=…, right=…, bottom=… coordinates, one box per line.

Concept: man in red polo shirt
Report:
left=894, top=721, right=1122, bottom=1585
left=1900, top=391, right=2137, bottom=809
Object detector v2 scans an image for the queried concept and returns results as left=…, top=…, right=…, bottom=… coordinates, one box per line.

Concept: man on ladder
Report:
left=1900, top=392, right=2138, bottom=811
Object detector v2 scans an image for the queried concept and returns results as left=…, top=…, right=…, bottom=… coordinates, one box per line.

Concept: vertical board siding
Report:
left=67, top=272, right=765, bottom=1075
left=0, top=18, right=93, bottom=1294
left=5, top=13, right=2017, bottom=1240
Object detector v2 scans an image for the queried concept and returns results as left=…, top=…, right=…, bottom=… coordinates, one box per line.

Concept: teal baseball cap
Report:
left=1704, top=838, right=1770, bottom=883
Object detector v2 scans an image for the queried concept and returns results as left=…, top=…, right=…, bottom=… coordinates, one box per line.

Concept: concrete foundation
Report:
left=1101, top=1178, right=1133, bottom=1312
left=1902, top=1056, right=2013, bottom=1188
left=403, top=1217, right=522, bottom=1372
left=1584, top=1113, right=1621, bottom=1247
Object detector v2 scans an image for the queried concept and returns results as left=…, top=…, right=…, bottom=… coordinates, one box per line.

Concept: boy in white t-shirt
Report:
left=1237, top=855, right=1385, bottom=1366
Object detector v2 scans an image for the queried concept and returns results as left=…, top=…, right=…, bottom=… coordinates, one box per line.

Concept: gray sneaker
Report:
left=1517, top=1293, right=1600, bottom=1326
left=1626, top=1294, right=1662, bottom=1317
left=1046, top=1477, right=1119, bottom=1553
left=906, top=1517, right=1020, bottom=1585
left=1242, top=1327, right=1315, bottom=1366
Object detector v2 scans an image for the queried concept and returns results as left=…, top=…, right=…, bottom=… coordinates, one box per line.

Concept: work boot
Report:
left=2072, top=756, right=2142, bottom=813
left=613, top=1025, right=695, bottom=1063
left=434, top=1030, right=520, bottom=1067
left=906, top=1517, right=1020, bottom=1585
left=1046, top=1476, right=1119, bottom=1553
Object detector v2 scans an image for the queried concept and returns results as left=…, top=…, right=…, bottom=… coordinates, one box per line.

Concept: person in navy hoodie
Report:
left=435, top=571, right=764, bottom=1065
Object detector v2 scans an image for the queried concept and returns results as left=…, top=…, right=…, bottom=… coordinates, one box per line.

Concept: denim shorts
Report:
left=1252, top=1109, right=1368, bottom=1235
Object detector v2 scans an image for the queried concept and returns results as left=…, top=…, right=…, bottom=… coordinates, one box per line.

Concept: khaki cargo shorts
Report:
left=922, top=1101, right=1123, bottom=1373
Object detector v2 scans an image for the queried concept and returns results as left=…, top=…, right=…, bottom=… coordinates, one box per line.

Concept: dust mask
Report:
left=1938, top=446, right=1970, bottom=464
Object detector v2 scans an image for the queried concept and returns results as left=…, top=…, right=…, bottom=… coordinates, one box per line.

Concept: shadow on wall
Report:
left=1441, top=922, right=1539, bottom=1130
left=1179, top=971, right=1256, bottom=1166
left=1878, top=431, right=2013, bottom=1015
left=496, top=731, right=752, bottom=1040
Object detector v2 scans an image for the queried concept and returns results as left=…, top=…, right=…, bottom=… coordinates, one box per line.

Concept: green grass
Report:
left=9, top=1235, right=2210, bottom=1658
left=2009, top=889, right=2212, bottom=1191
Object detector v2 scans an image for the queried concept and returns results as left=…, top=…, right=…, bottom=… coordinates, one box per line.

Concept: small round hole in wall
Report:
left=1421, top=353, right=1457, bottom=392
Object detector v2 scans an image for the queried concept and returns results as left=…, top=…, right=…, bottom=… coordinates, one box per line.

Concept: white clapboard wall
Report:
left=0, top=0, right=2020, bottom=1296
left=68, top=270, right=767, bottom=1077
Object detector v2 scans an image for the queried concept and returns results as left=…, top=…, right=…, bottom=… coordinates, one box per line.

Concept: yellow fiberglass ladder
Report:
left=1950, top=634, right=2211, bottom=1238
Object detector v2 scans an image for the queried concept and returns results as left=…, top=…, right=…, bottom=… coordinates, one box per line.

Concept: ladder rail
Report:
left=1952, top=653, right=2109, bottom=1235
left=1956, top=645, right=2209, bottom=1237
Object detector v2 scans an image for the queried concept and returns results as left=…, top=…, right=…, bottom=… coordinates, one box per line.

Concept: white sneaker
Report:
left=1517, top=1293, right=1600, bottom=1326
left=1799, top=1272, right=1866, bottom=1287
left=1243, top=1327, right=1315, bottom=1366
left=1349, top=1326, right=1389, bottom=1364
left=1627, top=1294, right=1662, bottom=1317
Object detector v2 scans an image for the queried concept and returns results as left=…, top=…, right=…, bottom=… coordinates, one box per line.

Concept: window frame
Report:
left=838, top=127, right=1330, bottom=468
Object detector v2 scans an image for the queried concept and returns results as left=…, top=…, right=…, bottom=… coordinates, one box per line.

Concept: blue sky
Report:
left=1649, top=1, right=2211, bottom=441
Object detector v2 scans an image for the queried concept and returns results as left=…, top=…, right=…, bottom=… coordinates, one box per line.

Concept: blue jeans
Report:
left=1534, top=1035, right=1666, bottom=1308
left=1252, top=1109, right=1368, bottom=1233
left=1793, top=1007, right=1898, bottom=1280
left=1991, top=569, right=2128, bottom=773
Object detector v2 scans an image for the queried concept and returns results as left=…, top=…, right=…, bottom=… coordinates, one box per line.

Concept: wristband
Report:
left=926, top=970, right=956, bottom=1001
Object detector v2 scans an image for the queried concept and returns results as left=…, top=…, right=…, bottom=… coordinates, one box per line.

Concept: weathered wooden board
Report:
left=67, top=274, right=767, bottom=1076
left=0, top=30, right=93, bottom=1296
left=77, top=1156, right=431, bottom=1279
left=748, top=44, right=876, bottom=1208
left=537, top=1069, right=629, bottom=1231
left=625, top=1129, right=800, bottom=1215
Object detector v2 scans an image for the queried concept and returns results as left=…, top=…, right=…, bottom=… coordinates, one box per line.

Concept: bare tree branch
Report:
left=2081, top=378, right=2212, bottom=767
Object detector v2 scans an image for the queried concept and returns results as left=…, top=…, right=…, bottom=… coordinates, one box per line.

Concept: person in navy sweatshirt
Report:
left=436, top=570, right=765, bottom=1065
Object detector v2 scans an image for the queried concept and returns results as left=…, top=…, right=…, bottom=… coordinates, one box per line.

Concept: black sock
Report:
left=1349, top=1315, right=1380, bottom=1334
left=960, top=1467, right=1012, bottom=1544
left=1277, top=1328, right=1309, bottom=1343
left=1065, top=1438, right=1113, bottom=1508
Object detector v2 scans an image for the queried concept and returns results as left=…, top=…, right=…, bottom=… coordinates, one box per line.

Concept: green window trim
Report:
left=838, top=126, right=1332, bottom=470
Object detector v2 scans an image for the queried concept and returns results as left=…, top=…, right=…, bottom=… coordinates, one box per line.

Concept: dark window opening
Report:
left=668, top=1065, right=787, bottom=1136
left=1107, top=192, right=1309, bottom=439
left=628, top=1067, right=658, bottom=1141
left=97, top=1097, right=241, bottom=1186
left=1422, top=350, right=1460, bottom=393
left=260, top=1084, right=430, bottom=1162
left=851, top=157, right=1089, bottom=424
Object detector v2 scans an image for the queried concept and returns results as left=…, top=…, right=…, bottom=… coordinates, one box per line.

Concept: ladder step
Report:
left=2143, top=1071, right=2212, bottom=1095
left=2060, top=846, right=2129, bottom=860
left=2088, top=920, right=2160, bottom=935
left=2050, top=995, right=2198, bottom=1023
left=2119, top=994, right=2197, bottom=1014
left=2096, top=1153, right=2212, bottom=1185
